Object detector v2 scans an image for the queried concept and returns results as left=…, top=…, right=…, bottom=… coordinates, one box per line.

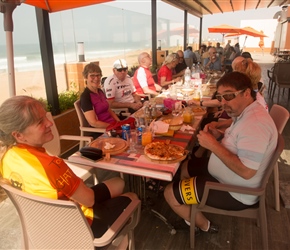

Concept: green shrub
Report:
left=39, top=90, right=79, bottom=113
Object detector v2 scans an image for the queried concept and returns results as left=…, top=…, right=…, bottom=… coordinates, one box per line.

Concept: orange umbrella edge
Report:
left=24, top=0, right=114, bottom=12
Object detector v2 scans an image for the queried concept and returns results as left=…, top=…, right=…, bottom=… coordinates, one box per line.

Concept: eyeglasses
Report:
left=216, top=89, right=246, bottom=102
left=116, top=67, right=128, bottom=72
left=89, top=73, right=102, bottom=78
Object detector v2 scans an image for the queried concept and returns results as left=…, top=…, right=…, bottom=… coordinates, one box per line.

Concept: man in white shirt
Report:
left=104, top=59, right=143, bottom=114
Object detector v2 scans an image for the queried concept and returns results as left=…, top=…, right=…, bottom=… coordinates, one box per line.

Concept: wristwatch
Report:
left=200, top=100, right=204, bottom=106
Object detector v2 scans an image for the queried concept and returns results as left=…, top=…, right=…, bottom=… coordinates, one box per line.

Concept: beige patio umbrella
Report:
left=225, top=26, right=267, bottom=49
left=0, top=0, right=113, bottom=97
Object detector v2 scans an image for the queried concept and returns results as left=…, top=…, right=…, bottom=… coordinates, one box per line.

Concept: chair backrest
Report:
left=269, top=104, right=290, bottom=133
left=1, top=183, right=95, bottom=250
left=274, top=62, right=290, bottom=83
left=74, top=99, right=91, bottom=128
left=43, top=112, right=61, bottom=156
left=260, top=133, right=285, bottom=189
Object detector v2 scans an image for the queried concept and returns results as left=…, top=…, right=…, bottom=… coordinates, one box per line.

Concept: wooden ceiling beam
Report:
left=255, top=0, right=261, bottom=9
left=194, top=0, right=213, bottom=14
left=212, top=0, right=223, bottom=13
left=267, top=0, right=275, bottom=8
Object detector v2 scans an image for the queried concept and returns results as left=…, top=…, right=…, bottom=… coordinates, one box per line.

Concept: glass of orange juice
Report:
left=141, top=127, right=153, bottom=146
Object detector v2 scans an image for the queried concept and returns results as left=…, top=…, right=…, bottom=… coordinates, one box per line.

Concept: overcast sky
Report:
left=0, top=0, right=283, bottom=44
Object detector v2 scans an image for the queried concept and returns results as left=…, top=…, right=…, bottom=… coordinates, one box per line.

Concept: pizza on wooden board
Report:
left=144, top=141, right=185, bottom=161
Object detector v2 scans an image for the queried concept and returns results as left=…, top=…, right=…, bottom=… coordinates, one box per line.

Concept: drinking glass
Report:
left=127, top=129, right=138, bottom=153
left=172, top=101, right=183, bottom=117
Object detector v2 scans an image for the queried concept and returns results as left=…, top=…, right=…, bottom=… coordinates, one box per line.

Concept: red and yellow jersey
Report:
left=0, top=144, right=94, bottom=224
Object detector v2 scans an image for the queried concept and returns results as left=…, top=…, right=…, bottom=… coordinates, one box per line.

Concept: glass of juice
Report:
left=141, top=127, right=153, bottom=146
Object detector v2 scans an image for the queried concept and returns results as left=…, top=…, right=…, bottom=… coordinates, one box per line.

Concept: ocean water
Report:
left=0, top=43, right=136, bottom=72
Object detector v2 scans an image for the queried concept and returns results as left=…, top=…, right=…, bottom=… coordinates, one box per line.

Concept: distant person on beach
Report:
left=157, top=53, right=182, bottom=89
left=133, top=52, right=162, bottom=96
left=104, top=59, right=143, bottom=114
left=80, top=63, right=120, bottom=129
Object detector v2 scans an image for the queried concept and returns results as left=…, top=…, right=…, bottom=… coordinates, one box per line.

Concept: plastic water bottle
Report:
left=193, top=62, right=201, bottom=79
left=184, top=67, right=191, bottom=84
left=191, top=63, right=196, bottom=78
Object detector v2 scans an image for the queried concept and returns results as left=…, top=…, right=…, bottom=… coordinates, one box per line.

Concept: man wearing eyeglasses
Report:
left=164, top=71, right=278, bottom=235
left=204, top=47, right=222, bottom=71
left=104, top=59, right=143, bottom=114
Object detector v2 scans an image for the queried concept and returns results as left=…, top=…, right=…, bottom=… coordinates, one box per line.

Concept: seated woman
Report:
left=0, top=96, right=139, bottom=244
left=157, top=53, right=182, bottom=90
left=81, top=63, right=120, bottom=130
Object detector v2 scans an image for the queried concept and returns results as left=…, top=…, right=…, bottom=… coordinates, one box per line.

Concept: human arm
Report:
left=142, top=86, right=159, bottom=95
left=197, top=128, right=257, bottom=179
left=188, top=99, right=221, bottom=107
left=172, top=69, right=185, bottom=78
left=107, top=98, right=142, bottom=111
left=160, top=76, right=182, bottom=87
left=83, top=110, right=112, bottom=128
left=70, top=180, right=95, bottom=207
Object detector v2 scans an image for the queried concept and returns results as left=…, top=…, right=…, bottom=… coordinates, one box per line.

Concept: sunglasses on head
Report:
left=116, top=67, right=128, bottom=72
left=216, top=89, right=246, bottom=102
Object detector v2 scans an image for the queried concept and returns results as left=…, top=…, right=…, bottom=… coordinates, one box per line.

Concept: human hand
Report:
left=197, top=130, right=219, bottom=150
left=187, top=99, right=199, bottom=106
left=131, top=102, right=143, bottom=110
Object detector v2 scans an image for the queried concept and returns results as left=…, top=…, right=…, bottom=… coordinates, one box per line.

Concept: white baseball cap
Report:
left=113, top=59, right=128, bottom=69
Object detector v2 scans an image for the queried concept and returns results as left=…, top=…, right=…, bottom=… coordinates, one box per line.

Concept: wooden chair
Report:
left=190, top=133, right=285, bottom=250
left=269, top=104, right=290, bottom=211
left=74, top=99, right=106, bottom=149
left=43, top=112, right=98, bottom=184
left=271, top=62, right=290, bottom=103
left=0, top=182, right=141, bottom=250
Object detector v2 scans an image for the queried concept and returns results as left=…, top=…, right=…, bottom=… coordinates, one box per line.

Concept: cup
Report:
left=141, top=127, right=153, bottom=146
left=126, top=129, right=138, bottom=153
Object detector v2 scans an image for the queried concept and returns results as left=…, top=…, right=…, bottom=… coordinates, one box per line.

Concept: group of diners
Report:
left=0, top=44, right=279, bottom=247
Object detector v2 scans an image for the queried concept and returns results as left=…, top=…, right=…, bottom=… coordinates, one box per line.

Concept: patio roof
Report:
left=162, top=0, right=289, bottom=18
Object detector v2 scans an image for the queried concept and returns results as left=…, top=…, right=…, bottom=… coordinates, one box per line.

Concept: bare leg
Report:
left=194, top=146, right=207, bottom=158
left=164, top=183, right=209, bottom=230
left=103, top=177, right=125, bottom=198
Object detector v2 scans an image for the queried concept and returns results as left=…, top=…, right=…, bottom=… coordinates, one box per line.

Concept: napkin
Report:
left=152, top=120, right=169, bottom=134
left=180, top=124, right=196, bottom=132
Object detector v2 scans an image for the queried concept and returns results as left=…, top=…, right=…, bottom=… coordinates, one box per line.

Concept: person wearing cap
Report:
left=133, top=52, right=162, bottom=96
left=104, top=59, right=143, bottom=114
left=157, top=53, right=182, bottom=89
left=80, top=63, right=120, bottom=130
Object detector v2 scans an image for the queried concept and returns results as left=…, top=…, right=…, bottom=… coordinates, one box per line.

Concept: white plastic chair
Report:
left=74, top=99, right=106, bottom=149
left=269, top=104, right=290, bottom=211
left=43, top=112, right=98, bottom=184
left=0, top=182, right=141, bottom=250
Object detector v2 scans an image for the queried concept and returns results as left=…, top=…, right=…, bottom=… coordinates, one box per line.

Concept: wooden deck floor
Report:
left=97, top=61, right=290, bottom=250
left=1, top=59, right=290, bottom=250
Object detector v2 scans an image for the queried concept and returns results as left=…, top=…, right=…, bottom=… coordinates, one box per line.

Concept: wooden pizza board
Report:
left=90, top=137, right=128, bottom=155
left=192, top=106, right=207, bottom=116
left=144, top=151, right=188, bottom=164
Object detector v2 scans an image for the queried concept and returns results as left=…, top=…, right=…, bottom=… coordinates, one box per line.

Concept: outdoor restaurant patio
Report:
left=1, top=53, right=290, bottom=250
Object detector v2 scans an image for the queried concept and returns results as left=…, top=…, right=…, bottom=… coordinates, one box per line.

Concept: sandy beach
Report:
left=0, top=49, right=275, bottom=105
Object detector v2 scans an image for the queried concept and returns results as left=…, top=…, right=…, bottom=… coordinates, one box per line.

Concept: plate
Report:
left=144, top=142, right=188, bottom=164
left=134, top=109, right=162, bottom=119
left=192, top=106, right=207, bottom=116
left=90, top=137, right=128, bottom=155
